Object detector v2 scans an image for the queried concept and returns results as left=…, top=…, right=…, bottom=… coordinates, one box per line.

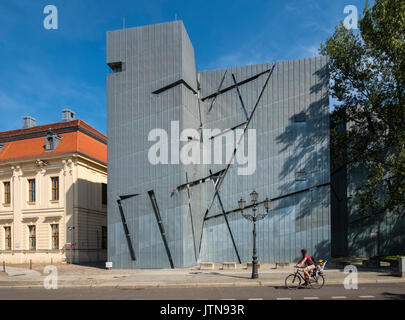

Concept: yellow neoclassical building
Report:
left=0, top=111, right=107, bottom=264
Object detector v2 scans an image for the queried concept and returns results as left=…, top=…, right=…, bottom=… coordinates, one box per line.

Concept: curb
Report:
left=0, top=278, right=404, bottom=289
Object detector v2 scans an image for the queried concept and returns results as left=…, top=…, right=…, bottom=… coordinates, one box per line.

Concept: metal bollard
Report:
left=51, top=258, right=53, bottom=265
left=29, top=259, right=32, bottom=270
left=2, top=261, right=5, bottom=272
left=399, top=257, right=405, bottom=277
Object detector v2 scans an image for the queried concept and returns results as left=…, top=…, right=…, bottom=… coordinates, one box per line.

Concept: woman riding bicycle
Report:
left=295, top=249, right=315, bottom=285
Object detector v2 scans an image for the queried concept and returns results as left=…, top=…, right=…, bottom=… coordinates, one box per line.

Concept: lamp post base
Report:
left=251, top=261, right=259, bottom=279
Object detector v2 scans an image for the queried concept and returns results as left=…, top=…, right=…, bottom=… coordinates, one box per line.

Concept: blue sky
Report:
left=0, top=0, right=367, bottom=134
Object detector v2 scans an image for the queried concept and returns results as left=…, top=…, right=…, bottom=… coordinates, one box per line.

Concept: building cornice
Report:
left=0, top=120, right=107, bottom=145
left=0, top=152, right=107, bottom=169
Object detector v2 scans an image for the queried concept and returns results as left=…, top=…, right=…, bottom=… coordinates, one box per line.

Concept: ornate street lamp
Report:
left=238, top=191, right=271, bottom=279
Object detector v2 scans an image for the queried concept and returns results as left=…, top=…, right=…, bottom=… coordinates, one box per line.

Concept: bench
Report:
left=399, top=258, right=405, bottom=277
left=275, top=261, right=290, bottom=269
left=199, top=262, right=215, bottom=270
left=222, top=262, right=236, bottom=270
left=362, top=260, right=380, bottom=268
left=369, top=258, right=399, bottom=269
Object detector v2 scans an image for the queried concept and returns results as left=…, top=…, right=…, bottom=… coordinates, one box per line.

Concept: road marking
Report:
left=359, top=296, right=375, bottom=298
left=331, top=296, right=347, bottom=299
left=248, top=298, right=263, bottom=300
left=221, top=298, right=236, bottom=300
left=276, top=297, right=292, bottom=300
left=304, top=297, right=319, bottom=300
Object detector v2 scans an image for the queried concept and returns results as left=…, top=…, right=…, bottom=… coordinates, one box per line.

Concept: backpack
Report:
left=310, top=257, right=318, bottom=276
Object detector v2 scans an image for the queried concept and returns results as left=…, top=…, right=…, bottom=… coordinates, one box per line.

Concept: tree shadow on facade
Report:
left=276, top=66, right=329, bottom=178
left=270, top=63, right=331, bottom=261
left=274, top=63, right=329, bottom=216
left=196, top=61, right=330, bottom=265
left=313, top=240, right=330, bottom=260
left=347, top=211, right=405, bottom=257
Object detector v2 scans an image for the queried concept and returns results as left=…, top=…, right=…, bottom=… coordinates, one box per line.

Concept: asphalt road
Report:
left=0, top=283, right=404, bottom=300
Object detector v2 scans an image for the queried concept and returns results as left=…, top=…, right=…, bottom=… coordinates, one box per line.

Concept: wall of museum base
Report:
left=0, top=249, right=107, bottom=264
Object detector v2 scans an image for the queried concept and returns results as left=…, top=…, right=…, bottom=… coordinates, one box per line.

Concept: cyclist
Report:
left=295, top=249, right=315, bottom=285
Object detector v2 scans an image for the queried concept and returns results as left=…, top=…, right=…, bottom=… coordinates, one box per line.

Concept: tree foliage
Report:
left=321, top=0, right=405, bottom=215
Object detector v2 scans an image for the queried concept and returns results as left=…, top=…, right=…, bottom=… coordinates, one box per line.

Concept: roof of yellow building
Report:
left=0, top=120, right=107, bottom=165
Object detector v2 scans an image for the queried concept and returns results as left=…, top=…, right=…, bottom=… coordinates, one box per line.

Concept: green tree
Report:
left=321, top=0, right=405, bottom=215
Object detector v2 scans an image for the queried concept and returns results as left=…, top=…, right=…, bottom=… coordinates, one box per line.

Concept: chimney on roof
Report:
left=62, top=109, right=75, bottom=122
left=22, top=116, right=37, bottom=129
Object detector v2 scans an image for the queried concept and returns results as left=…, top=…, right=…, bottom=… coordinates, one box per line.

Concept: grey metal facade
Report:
left=107, top=21, right=331, bottom=268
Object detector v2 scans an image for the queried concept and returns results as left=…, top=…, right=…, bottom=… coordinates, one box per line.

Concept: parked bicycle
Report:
left=285, top=260, right=327, bottom=289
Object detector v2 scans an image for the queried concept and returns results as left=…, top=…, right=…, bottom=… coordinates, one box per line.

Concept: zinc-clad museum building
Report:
left=106, top=21, right=330, bottom=269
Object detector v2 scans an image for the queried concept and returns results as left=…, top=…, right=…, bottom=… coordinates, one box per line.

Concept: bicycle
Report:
left=285, top=261, right=326, bottom=289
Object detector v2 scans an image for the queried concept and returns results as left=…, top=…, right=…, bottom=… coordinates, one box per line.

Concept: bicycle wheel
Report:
left=285, top=274, right=302, bottom=289
left=310, top=274, right=325, bottom=289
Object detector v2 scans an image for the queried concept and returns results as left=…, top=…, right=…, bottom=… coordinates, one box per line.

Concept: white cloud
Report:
left=302, top=45, right=321, bottom=57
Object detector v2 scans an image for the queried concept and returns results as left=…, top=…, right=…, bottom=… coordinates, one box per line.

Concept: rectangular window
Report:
left=108, top=62, right=123, bottom=73
left=51, top=177, right=59, bottom=201
left=3, top=181, right=10, bottom=204
left=4, top=226, right=11, bottom=250
left=101, top=226, right=107, bottom=249
left=28, top=225, right=36, bottom=250
left=101, top=183, right=107, bottom=205
left=51, top=224, right=59, bottom=250
left=28, top=179, right=36, bottom=202
left=47, top=136, right=54, bottom=150
left=294, top=112, right=307, bottom=123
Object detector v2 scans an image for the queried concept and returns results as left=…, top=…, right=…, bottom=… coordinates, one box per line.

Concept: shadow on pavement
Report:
left=271, top=285, right=313, bottom=290
left=70, top=262, right=105, bottom=270
left=377, top=273, right=402, bottom=278
left=383, top=292, right=405, bottom=300
left=189, top=271, right=252, bottom=280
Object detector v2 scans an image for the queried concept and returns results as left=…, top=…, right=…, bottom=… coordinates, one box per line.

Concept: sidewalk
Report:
left=0, top=263, right=404, bottom=289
